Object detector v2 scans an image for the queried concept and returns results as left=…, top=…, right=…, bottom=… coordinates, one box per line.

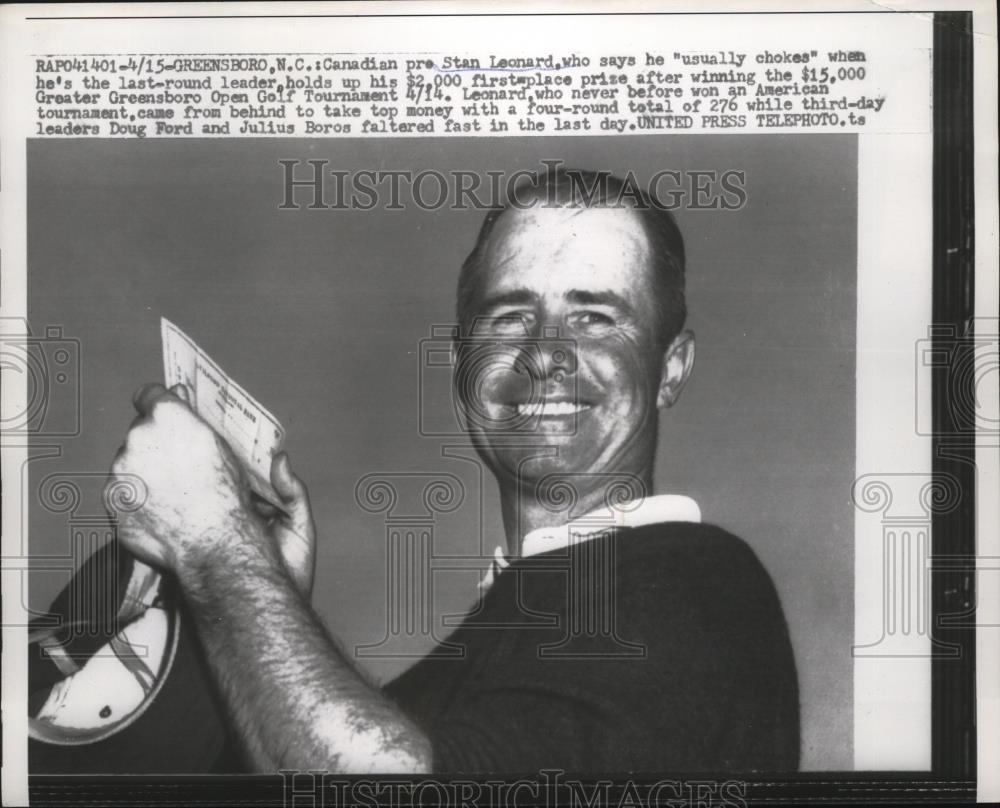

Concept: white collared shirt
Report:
left=479, top=494, right=701, bottom=591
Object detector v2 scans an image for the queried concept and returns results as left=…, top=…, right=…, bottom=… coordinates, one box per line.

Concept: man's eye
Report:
left=575, top=311, right=615, bottom=328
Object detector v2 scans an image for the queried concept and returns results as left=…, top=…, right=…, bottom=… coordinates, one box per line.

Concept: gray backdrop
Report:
left=27, top=134, right=856, bottom=770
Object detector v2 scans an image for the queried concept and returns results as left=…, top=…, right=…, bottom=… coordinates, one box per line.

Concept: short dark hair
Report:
left=456, top=167, right=687, bottom=350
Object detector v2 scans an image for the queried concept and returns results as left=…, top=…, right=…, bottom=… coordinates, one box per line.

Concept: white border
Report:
left=973, top=1, right=999, bottom=800
left=1, top=2, right=996, bottom=802
left=853, top=130, right=933, bottom=770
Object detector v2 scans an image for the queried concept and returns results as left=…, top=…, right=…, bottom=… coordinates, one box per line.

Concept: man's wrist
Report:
left=175, top=516, right=286, bottom=601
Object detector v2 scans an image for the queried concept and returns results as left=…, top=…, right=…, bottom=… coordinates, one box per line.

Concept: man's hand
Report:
left=107, top=383, right=314, bottom=594
left=108, top=382, right=259, bottom=575
left=105, top=385, right=427, bottom=773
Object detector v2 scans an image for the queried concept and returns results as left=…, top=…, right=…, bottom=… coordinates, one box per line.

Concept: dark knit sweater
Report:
left=384, top=523, right=800, bottom=774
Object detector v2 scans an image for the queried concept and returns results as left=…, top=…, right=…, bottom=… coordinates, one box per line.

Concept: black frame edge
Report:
left=24, top=8, right=980, bottom=807
left=930, top=8, right=977, bottom=782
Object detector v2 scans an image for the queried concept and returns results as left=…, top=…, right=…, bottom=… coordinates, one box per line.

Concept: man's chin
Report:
left=487, top=446, right=595, bottom=486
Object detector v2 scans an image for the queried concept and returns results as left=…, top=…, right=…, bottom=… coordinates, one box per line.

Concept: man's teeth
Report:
left=515, top=401, right=590, bottom=416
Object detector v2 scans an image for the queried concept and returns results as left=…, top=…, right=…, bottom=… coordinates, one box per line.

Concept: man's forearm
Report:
left=177, top=524, right=432, bottom=773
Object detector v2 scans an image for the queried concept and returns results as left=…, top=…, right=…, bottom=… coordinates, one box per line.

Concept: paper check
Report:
left=161, top=318, right=286, bottom=508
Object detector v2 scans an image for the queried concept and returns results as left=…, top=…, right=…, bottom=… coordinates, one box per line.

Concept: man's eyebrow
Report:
left=476, top=289, right=539, bottom=311
left=566, top=289, right=637, bottom=313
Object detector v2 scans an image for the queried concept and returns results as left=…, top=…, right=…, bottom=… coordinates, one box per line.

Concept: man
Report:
left=30, top=168, right=799, bottom=773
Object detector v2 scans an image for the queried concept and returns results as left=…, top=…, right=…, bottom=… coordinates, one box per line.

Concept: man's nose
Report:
left=514, top=325, right=577, bottom=382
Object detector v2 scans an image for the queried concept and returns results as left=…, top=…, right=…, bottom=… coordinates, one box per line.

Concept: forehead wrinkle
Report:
left=481, top=215, right=528, bottom=276
left=480, top=206, right=654, bottom=302
left=488, top=246, right=520, bottom=273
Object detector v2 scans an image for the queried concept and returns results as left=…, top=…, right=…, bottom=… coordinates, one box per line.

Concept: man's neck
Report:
left=497, top=471, right=655, bottom=556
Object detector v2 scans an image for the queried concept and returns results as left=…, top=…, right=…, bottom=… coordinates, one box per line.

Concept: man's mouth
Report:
left=514, top=400, right=592, bottom=417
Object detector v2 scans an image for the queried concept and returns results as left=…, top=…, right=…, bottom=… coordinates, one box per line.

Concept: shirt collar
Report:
left=520, top=494, right=702, bottom=558
left=479, top=495, right=701, bottom=592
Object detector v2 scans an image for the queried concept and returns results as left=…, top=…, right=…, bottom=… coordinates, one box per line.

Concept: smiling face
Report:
left=456, top=205, right=691, bottom=490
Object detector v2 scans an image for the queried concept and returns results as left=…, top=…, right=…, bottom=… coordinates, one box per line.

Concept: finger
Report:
left=169, top=383, right=192, bottom=406
left=270, top=454, right=314, bottom=541
left=132, top=383, right=171, bottom=416
left=115, top=525, right=170, bottom=571
left=270, top=452, right=308, bottom=505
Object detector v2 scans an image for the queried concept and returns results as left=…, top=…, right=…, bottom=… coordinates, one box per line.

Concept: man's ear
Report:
left=656, top=329, right=695, bottom=409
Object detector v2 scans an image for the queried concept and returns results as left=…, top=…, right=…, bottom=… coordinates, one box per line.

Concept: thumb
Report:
left=271, top=452, right=308, bottom=507
left=269, top=451, right=316, bottom=599
left=169, top=382, right=192, bottom=406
